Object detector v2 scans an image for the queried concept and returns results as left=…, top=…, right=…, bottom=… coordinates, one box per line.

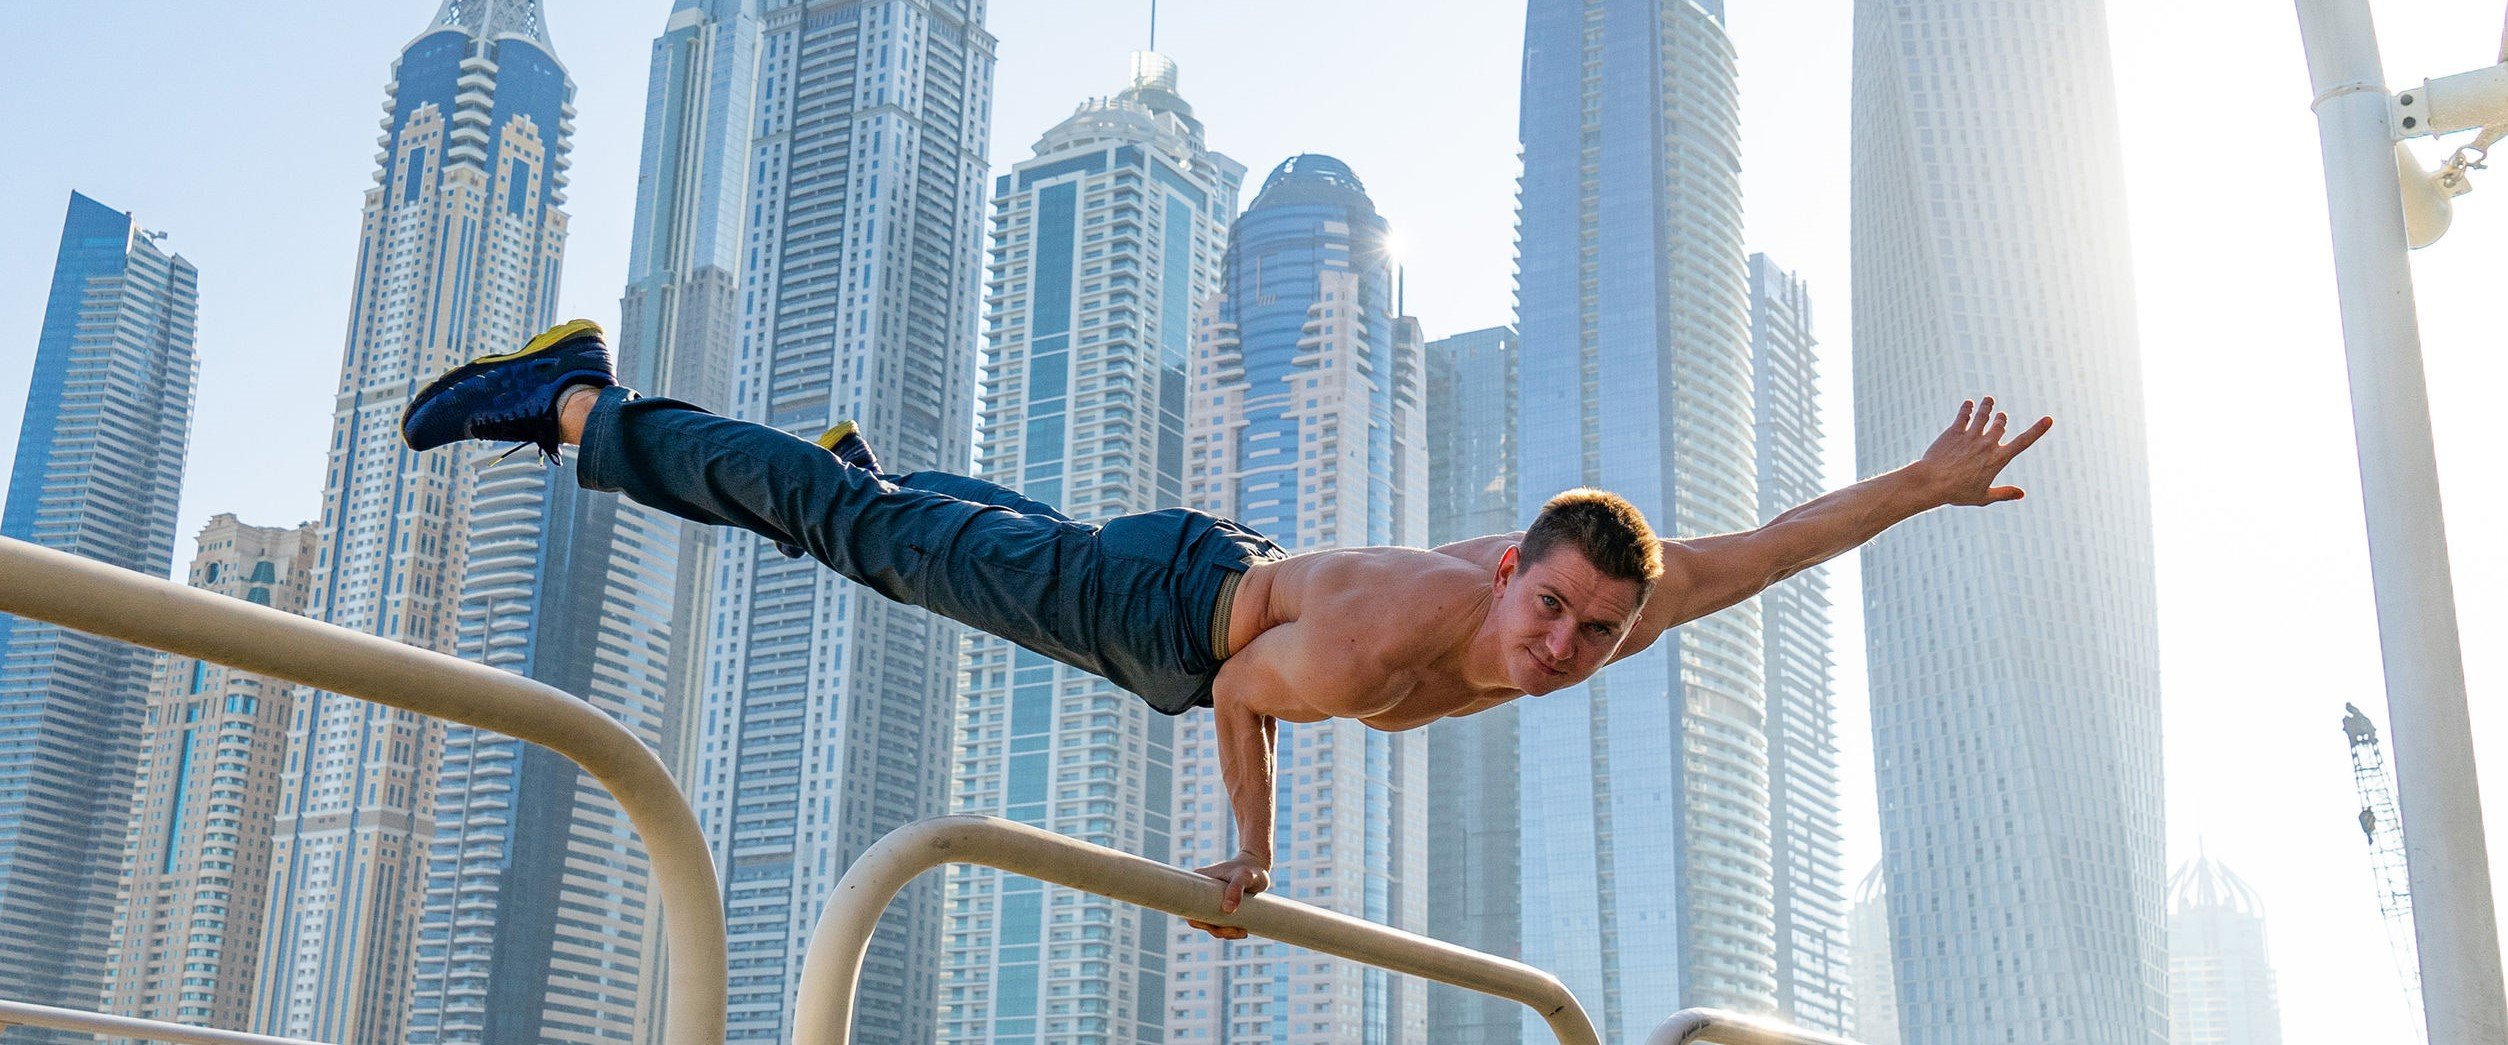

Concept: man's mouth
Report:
left=1530, top=650, right=1568, bottom=676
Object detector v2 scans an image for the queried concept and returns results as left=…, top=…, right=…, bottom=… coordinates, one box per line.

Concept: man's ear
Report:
left=1494, top=545, right=1520, bottom=593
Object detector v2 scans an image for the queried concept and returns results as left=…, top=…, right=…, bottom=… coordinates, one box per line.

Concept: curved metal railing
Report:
left=1648, top=1007, right=1867, bottom=1045
left=0, top=535, right=728, bottom=1045
left=791, top=814, right=1602, bottom=1045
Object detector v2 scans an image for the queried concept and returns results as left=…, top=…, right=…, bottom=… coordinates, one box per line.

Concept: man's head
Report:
left=1489, top=489, right=1662, bottom=695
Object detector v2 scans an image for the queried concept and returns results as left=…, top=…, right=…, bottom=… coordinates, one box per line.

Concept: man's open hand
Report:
left=1921, top=396, right=2053, bottom=506
left=1185, top=854, right=1272, bottom=941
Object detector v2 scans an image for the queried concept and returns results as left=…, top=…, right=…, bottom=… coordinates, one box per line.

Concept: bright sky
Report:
left=2, top=2, right=2503, bottom=1041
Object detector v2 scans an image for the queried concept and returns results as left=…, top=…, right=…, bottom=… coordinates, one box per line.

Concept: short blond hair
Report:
left=1520, top=489, right=1662, bottom=600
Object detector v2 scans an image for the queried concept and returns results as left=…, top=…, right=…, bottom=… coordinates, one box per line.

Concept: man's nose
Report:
left=1547, top=623, right=1577, bottom=659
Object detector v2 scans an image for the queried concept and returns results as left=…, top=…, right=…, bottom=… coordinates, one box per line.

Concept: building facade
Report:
left=1850, top=866, right=1902, bottom=1045
left=691, top=2, right=994, bottom=1039
left=1516, top=0, right=1772, bottom=1035
left=613, top=3, right=762, bottom=1039
left=1422, top=324, right=1523, bottom=1045
left=1850, top=0, right=2167, bottom=1041
left=0, top=191, right=198, bottom=1035
left=257, top=4, right=573, bottom=1041
left=2168, top=853, right=2282, bottom=1045
left=104, top=516, right=316, bottom=1034
left=1750, top=254, right=1849, bottom=1035
left=1174, top=154, right=1429, bottom=1043
left=943, top=51, right=1241, bottom=1044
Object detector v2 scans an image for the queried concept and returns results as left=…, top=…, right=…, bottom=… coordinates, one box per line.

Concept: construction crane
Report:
left=2343, top=702, right=2425, bottom=1038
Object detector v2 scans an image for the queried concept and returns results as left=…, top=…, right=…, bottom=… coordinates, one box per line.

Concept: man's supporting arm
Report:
left=1189, top=680, right=1279, bottom=941
left=1617, top=398, right=2052, bottom=659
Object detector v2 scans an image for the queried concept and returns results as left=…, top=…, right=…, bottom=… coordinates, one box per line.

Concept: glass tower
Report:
left=104, top=516, right=316, bottom=1034
left=1174, top=154, right=1429, bottom=1043
left=1851, top=0, right=2166, bottom=1041
left=613, top=4, right=761, bottom=1040
left=257, top=4, right=574, bottom=1042
left=1516, top=0, right=1772, bottom=1036
left=943, top=51, right=1241, bottom=1044
left=1750, top=254, right=1848, bottom=1035
left=0, top=190, right=197, bottom=1036
left=692, top=2, right=994, bottom=1039
left=2167, top=852, right=2283, bottom=1045
left=1423, top=324, right=1523, bottom=1045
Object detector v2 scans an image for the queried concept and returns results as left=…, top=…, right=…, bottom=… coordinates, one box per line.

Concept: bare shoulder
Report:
left=1268, top=546, right=1490, bottom=662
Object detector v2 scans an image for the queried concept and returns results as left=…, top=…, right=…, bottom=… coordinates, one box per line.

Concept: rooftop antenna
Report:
left=1148, top=0, right=1158, bottom=51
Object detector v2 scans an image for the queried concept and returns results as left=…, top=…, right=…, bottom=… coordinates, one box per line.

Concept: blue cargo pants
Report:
left=574, top=387, right=1283, bottom=714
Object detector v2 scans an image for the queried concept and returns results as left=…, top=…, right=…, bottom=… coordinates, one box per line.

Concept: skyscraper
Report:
left=0, top=190, right=197, bottom=1036
left=612, top=4, right=761, bottom=1040
left=1850, top=867, right=1903, bottom=1045
left=616, top=0, right=760, bottom=778
left=2167, top=852, right=2282, bottom=1045
left=1174, top=153, right=1429, bottom=1043
left=692, top=2, right=994, bottom=1039
left=1750, top=254, right=1848, bottom=1035
left=257, top=4, right=574, bottom=1041
left=104, top=515, right=317, bottom=1034
left=943, top=51, right=1240, bottom=1044
left=1423, top=324, right=1523, bottom=1045
left=1851, top=0, right=2166, bottom=1040
left=1515, top=0, right=1770, bottom=1035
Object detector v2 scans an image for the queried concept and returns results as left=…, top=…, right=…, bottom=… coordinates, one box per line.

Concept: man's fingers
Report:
left=1989, top=485, right=2025, bottom=502
left=1954, top=400, right=1975, bottom=431
left=1222, top=871, right=1247, bottom=913
left=1986, top=411, right=2009, bottom=441
left=2003, top=415, right=2054, bottom=455
left=1976, top=396, right=1996, bottom=432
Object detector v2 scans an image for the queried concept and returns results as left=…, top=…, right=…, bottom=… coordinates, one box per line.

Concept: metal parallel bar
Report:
left=0, top=1001, right=333, bottom=1045
left=1645, top=1008, right=1865, bottom=1045
left=790, top=815, right=1602, bottom=1045
left=2292, top=2, right=2508, bottom=1043
left=0, top=535, right=729, bottom=1045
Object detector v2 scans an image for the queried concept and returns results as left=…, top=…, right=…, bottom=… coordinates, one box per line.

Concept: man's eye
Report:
left=1540, top=595, right=1559, bottom=610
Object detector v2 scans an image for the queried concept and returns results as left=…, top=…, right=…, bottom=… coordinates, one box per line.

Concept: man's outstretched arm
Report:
left=1616, top=397, right=2053, bottom=659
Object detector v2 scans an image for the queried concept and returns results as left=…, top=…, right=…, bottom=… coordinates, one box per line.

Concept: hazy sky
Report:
left=3, top=2, right=2504, bottom=1040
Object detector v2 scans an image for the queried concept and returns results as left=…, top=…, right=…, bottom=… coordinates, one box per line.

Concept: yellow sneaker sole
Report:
left=474, top=318, right=604, bottom=364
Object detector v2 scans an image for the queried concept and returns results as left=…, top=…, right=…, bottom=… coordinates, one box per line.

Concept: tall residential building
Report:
left=1850, top=866, right=1903, bottom=1045
left=1516, top=0, right=1769, bottom=1036
left=1423, top=324, right=1523, bottom=1045
left=2168, top=853, right=2283, bottom=1045
left=0, top=191, right=198, bottom=1035
left=1175, top=154, right=1429, bottom=1043
left=104, top=516, right=317, bottom=1034
left=257, top=4, right=573, bottom=1042
left=1851, top=0, right=2166, bottom=1040
left=617, top=0, right=760, bottom=777
left=943, top=51, right=1241, bottom=1044
left=692, top=2, right=994, bottom=1039
left=613, top=3, right=761, bottom=1040
left=1750, top=254, right=1848, bottom=1035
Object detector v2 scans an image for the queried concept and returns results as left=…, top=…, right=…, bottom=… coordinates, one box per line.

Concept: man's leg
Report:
left=418, top=323, right=1123, bottom=684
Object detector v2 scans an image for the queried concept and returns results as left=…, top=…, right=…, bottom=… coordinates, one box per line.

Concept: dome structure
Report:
left=2169, top=848, right=2267, bottom=918
left=1252, top=154, right=1371, bottom=208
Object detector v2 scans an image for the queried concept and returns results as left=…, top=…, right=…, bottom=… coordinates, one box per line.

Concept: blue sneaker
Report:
left=402, top=319, right=615, bottom=461
left=774, top=420, right=882, bottom=558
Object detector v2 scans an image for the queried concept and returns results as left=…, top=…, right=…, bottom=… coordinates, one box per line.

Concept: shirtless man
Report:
left=402, top=319, right=2052, bottom=940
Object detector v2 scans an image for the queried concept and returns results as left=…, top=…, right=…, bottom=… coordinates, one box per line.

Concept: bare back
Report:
left=1217, top=546, right=1506, bottom=730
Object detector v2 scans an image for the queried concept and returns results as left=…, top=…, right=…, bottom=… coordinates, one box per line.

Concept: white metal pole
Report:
left=2293, top=1, right=2508, bottom=1041
left=790, top=815, right=1603, bottom=1045
left=0, top=536, right=730, bottom=1045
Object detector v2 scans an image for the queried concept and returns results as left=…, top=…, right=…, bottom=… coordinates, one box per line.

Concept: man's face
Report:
left=1488, top=545, right=1645, bottom=695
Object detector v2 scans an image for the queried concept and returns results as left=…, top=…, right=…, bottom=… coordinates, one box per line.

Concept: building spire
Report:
left=1148, top=0, right=1157, bottom=51
left=431, top=0, right=551, bottom=47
